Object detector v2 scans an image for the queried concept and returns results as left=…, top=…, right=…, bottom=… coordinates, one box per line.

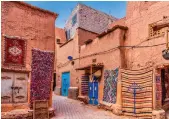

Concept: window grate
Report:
left=72, top=14, right=77, bottom=26
left=149, top=23, right=165, bottom=38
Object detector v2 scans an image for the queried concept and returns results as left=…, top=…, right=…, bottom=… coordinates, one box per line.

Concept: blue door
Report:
left=61, top=72, right=70, bottom=96
left=88, top=81, right=98, bottom=105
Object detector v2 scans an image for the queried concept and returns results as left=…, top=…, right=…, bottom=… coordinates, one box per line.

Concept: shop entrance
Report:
left=161, top=67, right=169, bottom=110
left=76, top=63, right=103, bottom=106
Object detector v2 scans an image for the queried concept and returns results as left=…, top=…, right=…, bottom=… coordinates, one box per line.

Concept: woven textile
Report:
left=3, top=37, right=26, bottom=66
left=164, top=68, right=169, bottom=99
left=81, top=75, right=89, bottom=95
left=121, top=68, right=153, bottom=117
left=30, top=49, right=54, bottom=108
left=103, top=68, right=118, bottom=104
left=156, top=75, right=162, bottom=108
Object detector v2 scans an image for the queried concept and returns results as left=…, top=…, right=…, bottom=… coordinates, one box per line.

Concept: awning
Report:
left=76, top=64, right=104, bottom=70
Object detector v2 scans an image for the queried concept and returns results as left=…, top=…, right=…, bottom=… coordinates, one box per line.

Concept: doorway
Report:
left=161, top=67, right=169, bottom=109
left=1, top=72, right=28, bottom=103
left=88, top=81, right=98, bottom=105
left=61, top=72, right=70, bottom=96
left=53, top=73, right=56, bottom=91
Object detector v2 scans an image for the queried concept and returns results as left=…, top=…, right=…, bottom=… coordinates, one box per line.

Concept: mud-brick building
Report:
left=64, top=3, right=117, bottom=40
left=55, top=3, right=117, bottom=96
left=55, top=1, right=169, bottom=118
left=1, top=1, right=57, bottom=113
left=121, top=1, right=169, bottom=118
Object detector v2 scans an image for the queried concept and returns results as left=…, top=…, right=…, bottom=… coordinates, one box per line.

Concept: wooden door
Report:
left=13, top=73, right=28, bottom=103
left=1, top=72, right=13, bottom=103
left=93, top=82, right=98, bottom=105
left=1, top=72, right=28, bottom=103
left=61, top=72, right=70, bottom=96
left=88, top=81, right=98, bottom=105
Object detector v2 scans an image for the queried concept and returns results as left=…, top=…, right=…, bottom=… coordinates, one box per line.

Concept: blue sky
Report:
left=25, top=1, right=127, bottom=28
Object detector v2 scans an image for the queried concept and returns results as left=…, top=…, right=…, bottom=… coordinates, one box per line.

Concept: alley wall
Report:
left=79, top=28, right=126, bottom=101
left=125, top=1, right=169, bottom=69
left=1, top=1, right=57, bottom=71
left=56, top=29, right=80, bottom=87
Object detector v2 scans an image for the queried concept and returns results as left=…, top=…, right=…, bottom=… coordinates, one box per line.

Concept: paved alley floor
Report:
left=52, top=94, right=127, bottom=119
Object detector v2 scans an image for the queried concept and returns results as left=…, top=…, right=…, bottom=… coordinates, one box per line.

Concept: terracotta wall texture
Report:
left=1, top=1, right=57, bottom=109
left=77, top=28, right=98, bottom=46
left=55, top=27, right=98, bottom=88
left=79, top=28, right=126, bottom=101
left=56, top=29, right=80, bottom=87
left=55, top=1, right=169, bottom=105
left=1, top=1, right=57, bottom=71
left=55, top=26, right=126, bottom=102
left=54, top=27, right=67, bottom=71
left=125, top=1, right=169, bottom=69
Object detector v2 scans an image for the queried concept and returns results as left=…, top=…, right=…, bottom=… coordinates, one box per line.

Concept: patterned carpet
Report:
left=103, top=68, right=118, bottom=103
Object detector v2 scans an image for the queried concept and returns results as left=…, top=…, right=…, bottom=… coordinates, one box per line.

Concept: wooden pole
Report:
left=90, top=64, right=93, bottom=82
left=116, top=68, right=122, bottom=106
left=49, top=54, right=55, bottom=107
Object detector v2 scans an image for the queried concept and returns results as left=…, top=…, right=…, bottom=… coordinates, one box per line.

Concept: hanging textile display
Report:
left=164, top=68, right=169, bottom=101
left=30, top=49, right=54, bottom=108
left=81, top=75, right=89, bottom=95
left=3, top=36, right=26, bottom=66
left=121, top=68, right=153, bottom=118
left=156, top=74, right=162, bottom=109
left=103, top=68, right=118, bottom=104
left=161, top=67, right=169, bottom=106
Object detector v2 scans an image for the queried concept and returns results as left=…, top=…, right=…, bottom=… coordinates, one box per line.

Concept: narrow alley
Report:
left=52, top=94, right=127, bottom=119
left=1, top=1, right=169, bottom=119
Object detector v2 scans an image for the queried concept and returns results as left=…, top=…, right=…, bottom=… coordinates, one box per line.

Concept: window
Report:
left=149, top=23, right=164, bottom=38
left=56, top=38, right=60, bottom=43
left=66, top=30, right=70, bottom=40
left=72, top=14, right=77, bottom=26
left=84, top=39, right=93, bottom=45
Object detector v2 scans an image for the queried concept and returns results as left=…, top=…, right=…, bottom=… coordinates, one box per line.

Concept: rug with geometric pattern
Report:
left=103, top=68, right=118, bottom=104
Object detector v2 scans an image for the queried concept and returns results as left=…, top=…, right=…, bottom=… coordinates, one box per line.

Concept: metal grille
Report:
left=149, top=23, right=165, bottom=38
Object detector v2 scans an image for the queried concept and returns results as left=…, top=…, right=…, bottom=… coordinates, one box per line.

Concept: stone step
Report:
left=1, top=103, right=29, bottom=112
left=1, top=108, right=55, bottom=119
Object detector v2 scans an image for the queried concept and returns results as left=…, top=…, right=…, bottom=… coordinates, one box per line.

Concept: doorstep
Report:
left=1, top=103, right=29, bottom=112
left=1, top=108, right=55, bottom=119
left=78, top=96, right=88, bottom=104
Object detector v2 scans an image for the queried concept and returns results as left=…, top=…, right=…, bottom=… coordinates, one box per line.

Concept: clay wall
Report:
left=1, top=1, right=57, bottom=110
left=79, top=28, right=126, bottom=101
left=125, top=1, right=169, bottom=69
left=1, top=1, right=57, bottom=71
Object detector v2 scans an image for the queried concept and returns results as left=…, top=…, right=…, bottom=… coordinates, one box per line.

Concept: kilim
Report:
left=3, top=36, right=26, bottom=66
left=81, top=75, right=89, bottom=95
left=121, top=68, right=153, bottom=118
left=103, top=68, right=118, bottom=104
left=30, top=49, right=54, bottom=108
left=156, top=75, right=162, bottom=108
